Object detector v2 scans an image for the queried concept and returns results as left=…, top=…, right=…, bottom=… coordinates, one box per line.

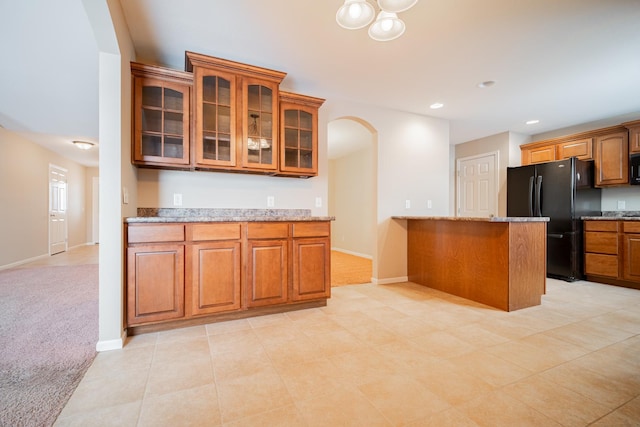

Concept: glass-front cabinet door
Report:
left=242, top=78, right=279, bottom=171
left=194, top=68, right=236, bottom=167
left=133, top=75, right=191, bottom=166
left=279, top=92, right=325, bottom=177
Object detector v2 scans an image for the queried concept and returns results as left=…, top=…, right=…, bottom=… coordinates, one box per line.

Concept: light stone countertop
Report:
left=125, top=208, right=334, bottom=223
left=392, top=216, right=549, bottom=222
left=582, top=210, right=640, bottom=221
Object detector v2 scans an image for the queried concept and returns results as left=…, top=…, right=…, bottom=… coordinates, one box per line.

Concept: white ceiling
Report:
left=2, top=0, right=640, bottom=166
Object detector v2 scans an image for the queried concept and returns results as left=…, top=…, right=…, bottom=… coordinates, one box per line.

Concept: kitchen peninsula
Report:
left=125, top=208, right=333, bottom=334
left=393, top=216, right=548, bottom=311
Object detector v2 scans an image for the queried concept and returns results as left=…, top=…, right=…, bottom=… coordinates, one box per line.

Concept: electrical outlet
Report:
left=173, top=193, right=182, bottom=206
left=617, top=200, right=626, bottom=210
left=405, top=200, right=411, bottom=209
left=267, top=196, right=275, bottom=207
left=315, top=197, right=322, bottom=208
left=427, top=199, right=432, bottom=209
left=122, top=187, right=129, bottom=204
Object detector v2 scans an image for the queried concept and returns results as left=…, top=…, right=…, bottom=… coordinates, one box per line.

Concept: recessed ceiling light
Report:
left=477, top=80, right=496, bottom=88
left=526, top=119, right=540, bottom=125
left=430, top=103, right=444, bottom=109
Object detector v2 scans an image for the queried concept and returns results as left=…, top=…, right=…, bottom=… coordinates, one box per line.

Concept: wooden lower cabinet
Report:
left=246, top=239, right=289, bottom=307
left=127, top=244, right=185, bottom=325
left=584, top=220, right=640, bottom=289
left=190, top=241, right=241, bottom=315
left=126, top=221, right=331, bottom=331
left=292, top=237, right=331, bottom=301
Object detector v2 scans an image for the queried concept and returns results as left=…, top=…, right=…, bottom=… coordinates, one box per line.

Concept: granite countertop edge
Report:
left=392, top=216, right=549, bottom=223
left=582, top=216, right=640, bottom=221
left=125, top=208, right=334, bottom=223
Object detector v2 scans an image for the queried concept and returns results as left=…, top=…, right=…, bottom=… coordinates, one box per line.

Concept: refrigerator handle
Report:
left=535, top=176, right=543, bottom=217
left=528, top=176, right=534, bottom=217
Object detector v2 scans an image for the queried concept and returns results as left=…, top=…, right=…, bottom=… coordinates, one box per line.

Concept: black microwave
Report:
left=631, top=154, right=640, bottom=185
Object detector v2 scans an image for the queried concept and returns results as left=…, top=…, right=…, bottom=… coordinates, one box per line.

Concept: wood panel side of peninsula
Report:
left=405, top=218, right=547, bottom=311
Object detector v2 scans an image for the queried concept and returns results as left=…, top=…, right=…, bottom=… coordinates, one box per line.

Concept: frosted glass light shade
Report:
left=368, top=11, right=405, bottom=41
left=377, top=0, right=418, bottom=13
left=336, top=0, right=375, bottom=30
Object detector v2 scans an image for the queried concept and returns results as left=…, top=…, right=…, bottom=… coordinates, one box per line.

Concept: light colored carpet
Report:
left=0, top=264, right=98, bottom=427
left=331, top=250, right=372, bottom=286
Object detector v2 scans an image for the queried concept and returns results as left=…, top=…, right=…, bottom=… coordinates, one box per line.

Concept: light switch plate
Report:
left=617, top=200, right=626, bottom=210
left=173, top=193, right=182, bottom=206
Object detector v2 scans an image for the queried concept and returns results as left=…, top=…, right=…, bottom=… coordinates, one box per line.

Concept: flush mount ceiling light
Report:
left=477, top=80, right=496, bottom=88
left=336, top=0, right=417, bottom=41
left=430, top=102, right=444, bottom=109
left=72, top=140, right=94, bottom=150
left=526, top=119, right=540, bottom=125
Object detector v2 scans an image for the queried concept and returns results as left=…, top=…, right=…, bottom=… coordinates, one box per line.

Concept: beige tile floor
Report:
left=50, top=245, right=640, bottom=426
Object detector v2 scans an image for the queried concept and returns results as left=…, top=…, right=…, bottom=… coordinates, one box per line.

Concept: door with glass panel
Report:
left=241, top=78, right=279, bottom=170
left=133, top=76, right=190, bottom=166
left=194, top=68, right=237, bottom=167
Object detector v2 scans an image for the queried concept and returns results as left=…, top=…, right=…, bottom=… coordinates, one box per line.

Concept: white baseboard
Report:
left=372, top=276, right=408, bottom=285
left=331, top=248, right=373, bottom=260
left=0, top=253, right=49, bottom=271
left=96, top=330, right=127, bottom=352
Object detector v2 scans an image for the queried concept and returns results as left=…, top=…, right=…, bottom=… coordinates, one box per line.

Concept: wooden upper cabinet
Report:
left=241, top=78, right=280, bottom=171
left=624, top=121, right=640, bottom=154
left=595, top=130, right=628, bottom=187
left=557, top=138, right=593, bottom=161
left=279, top=92, right=325, bottom=177
left=131, top=62, right=192, bottom=168
left=193, top=67, right=237, bottom=168
left=522, top=144, right=556, bottom=165
left=185, top=51, right=286, bottom=174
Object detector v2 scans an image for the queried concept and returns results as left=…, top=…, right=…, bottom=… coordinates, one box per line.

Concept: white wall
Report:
left=329, top=144, right=374, bottom=258
left=323, top=100, right=450, bottom=282
left=0, top=128, right=89, bottom=268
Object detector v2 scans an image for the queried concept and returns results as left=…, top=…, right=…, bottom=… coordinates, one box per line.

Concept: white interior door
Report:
left=457, top=152, right=499, bottom=218
left=49, top=166, right=68, bottom=255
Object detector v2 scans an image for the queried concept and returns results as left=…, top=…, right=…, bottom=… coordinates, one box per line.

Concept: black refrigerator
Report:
left=507, top=158, right=601, bottom=281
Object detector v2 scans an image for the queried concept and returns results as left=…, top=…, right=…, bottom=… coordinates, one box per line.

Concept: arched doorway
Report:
left=327, top=117, right=377, bottom=285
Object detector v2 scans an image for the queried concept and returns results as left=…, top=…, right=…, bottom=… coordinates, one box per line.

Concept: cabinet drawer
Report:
left=585, top=253, right=619, bottom=277
left=189, top=223, right=241, bottom=241
left=584, top=221, right=619, bottom=232
left=585, top=232, right=618, bottom=254
left=247, top=222, right=289, bottom=239
left=128, top=224, right=185, bottom=243
left=292, top=222, right=330, bottom=238
left=623, top=222, right=640, bottom=233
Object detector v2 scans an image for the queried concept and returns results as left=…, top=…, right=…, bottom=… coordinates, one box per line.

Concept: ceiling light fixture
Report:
left=526, top=119, right=540, bottom=125
left=73, top=140, right=94, bottom=150
left=336, top=0, right=418, bottom=41
left=477, top=80, right=496, bottom=88
left=430, top=102, right=444, bottom=109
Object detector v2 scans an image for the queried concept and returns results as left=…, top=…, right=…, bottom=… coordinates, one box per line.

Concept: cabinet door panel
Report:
left=192, top=242, right=241, bottom=315
left=623, top=234, right=640, bottom=282
left=558, top=138, right=593, bottom=160
left=524, top=145, right=556, bottom=165
left=127, top=245, right=185, bottom=325
left=133, top=76, right=190, bottom=166
left=194, top=68, right=237, bottom=167
left=247, top=240, right=288, bottom=307
left=292, top=238, right=330, bottom=301
left=595, top=132, right=629, bottom=186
